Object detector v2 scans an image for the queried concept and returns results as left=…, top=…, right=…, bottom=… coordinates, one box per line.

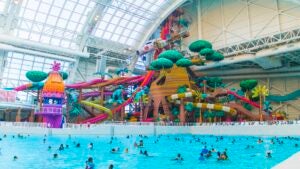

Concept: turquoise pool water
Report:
left=0, top=133, right=299, bottom=169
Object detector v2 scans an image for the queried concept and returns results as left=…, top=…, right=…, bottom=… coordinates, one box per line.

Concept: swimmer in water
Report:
left=76, top=143, right=80, bottom=148
left=174, top=153, right=183, bottom=161
left=88, top=143, right=93, bottom=150
left=124, top=148, right=128, bottom=153
left=108, top=164, right=114, bottom=169
left=85, top=157, right=95, bottom=169
left=53, top=153, right=58, bottom=158
left=13, top=156, right=18, bottom=161
left=266, top=151, right=272, bottom=158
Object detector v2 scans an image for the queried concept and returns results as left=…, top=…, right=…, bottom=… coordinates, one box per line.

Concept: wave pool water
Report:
left=0, top=133, right=299, bottom=169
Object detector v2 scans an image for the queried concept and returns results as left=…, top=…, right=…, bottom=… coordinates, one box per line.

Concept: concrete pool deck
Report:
left=272, top=152, right=300, bottom=169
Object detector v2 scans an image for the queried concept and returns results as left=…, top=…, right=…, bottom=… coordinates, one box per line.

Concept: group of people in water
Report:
left=1, top=133, right=300, bottom=169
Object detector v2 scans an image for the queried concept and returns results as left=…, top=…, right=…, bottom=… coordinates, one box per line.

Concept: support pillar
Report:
left=15, top=108, right=21, bottom=122
left=29, top=110, right=35, bottom=122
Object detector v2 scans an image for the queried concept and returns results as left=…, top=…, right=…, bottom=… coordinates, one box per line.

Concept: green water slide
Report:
left=267, top=89, right=300, bottom=102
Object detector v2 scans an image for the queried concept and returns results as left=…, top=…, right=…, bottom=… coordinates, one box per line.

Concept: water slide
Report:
left=226, top=90, right=261, bottom=108
left=227, top=103, right=271, bottom=120
left=112, top=71, right=154, bottom=113
left=189, top=102, right=236, bottom=114
left=266, top=89, right=300, bottom=102
left=81, top=71, right=154, bottom=124
left=80, top=100, right=112, bottom=123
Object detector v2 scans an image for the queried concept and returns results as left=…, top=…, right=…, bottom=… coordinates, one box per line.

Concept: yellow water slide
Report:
left=80, top=100, right=112, bottom=118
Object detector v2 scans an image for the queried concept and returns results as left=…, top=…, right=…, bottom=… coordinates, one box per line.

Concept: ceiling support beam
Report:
left=78, top=0, right=112, bottom=50
left=2, top=0, right=23, bottom=33
left=0, top=34, right=89, bottom=58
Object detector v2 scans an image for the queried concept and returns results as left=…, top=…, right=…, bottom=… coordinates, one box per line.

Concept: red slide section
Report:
left=227, top=103, right=271, bottom=120
left=112, top=71, right=154, bottom=113
left=81, top=71, right=154, bottom=124
left=227, top=90, right=261, bottom=108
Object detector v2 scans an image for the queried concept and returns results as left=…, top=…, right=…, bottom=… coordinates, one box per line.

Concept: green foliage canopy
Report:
left=59, top=71, right=69, bottom=80
left=26, top=71, right=48, bottom=82
left=189, top=40, right=212, bottom=53
left=240, top=79, right=258, bottom=92
left=150, top=58, right=174, bottom=70
left=207, top=77, right=223, bottom=88
left=158, top=50, right=183, bottom=63
left=176, top=58, right=192, bottom=67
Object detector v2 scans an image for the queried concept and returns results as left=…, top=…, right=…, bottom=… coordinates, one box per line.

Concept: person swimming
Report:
left=266, top=151, right=272, bottom=158
left=205, top=151, right=212, bottom=158
left=124, top=148, right=128, bottom=153
left=134, top=142, right=138, bottom=148
left=85, top=157, right=95, bottom=169
left=13, top=156, right=18, bottom=161
left=76, top=143, right=80, bottom=148
left=108, top=164, right=114, bottom=169
left=143, top=150, right=149, bottom=156
left=199, top=153, right=205, bottom=161
left=59, top=144, right=64, bottom=151
left=88, top=143, right=93, bottom=150
left=174, top=153, right=183, bottom=161
left=53, top=153, right=58, bottom=158
left=111, top=147, right=120, bottom=153
left=201, top=146, right=209, bottom=155
left=48, top=146, right=52, bottom=150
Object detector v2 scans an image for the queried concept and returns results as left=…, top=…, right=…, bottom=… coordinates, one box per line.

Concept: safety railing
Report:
left=1, top=120, right=300, bottom=129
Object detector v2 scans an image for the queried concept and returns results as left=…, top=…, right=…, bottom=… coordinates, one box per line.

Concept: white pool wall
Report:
left=1, top=122, right=300, bottom=136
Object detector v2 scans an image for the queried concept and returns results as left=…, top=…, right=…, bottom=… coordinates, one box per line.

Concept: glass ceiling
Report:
left=93, top=0, right=172, bottom=46
left=0, top=0, right=5, bottom=13
left=11, top=0, right=173, bottom=50
left=14, top=0, right=95, bottom=49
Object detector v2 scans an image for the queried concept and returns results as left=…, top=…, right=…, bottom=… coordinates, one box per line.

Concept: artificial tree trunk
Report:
left=179, top=98, right=185, bottom=123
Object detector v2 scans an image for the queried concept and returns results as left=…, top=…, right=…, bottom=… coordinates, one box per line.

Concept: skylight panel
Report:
left=53, top=0, right=65, bottom=8
left=50, top=38, right=60, bottom=46
left=106, top=7, right=116, bottom=15
left=95, top=29, right=104, bottom=37
left=126, top=38, right=135, bottom=46
left=70, top=12, right=81, bottom=22
left=47, top=16, right=58, bottom=26
left=127, top=22, right=135, bottom=30
left=23, top=9, right=35, bottom=19
left=40, top=35, right=51, bottom=43
left=29, top=33, right=41, bottom=42
left=38, top=3, right=51, bottom=13
left=103, top=32, right=112, bottom=40
left=115, top=11, right=125, bottom=17
left=57, top=18, right=68, bottom=28
left=107, top=24, right=116, bottom=32
left=35, top=13, right=47, bottom=22
left=61, top=10, right=71, bottom=20
left=50, top=6, right=61, bottom=17
left=119, top=19, right=129, bottom=27
left=98, top=21, right=108, bottom=30
left=67, top=21, right=77, bottom=31
left=26, top=0, right=40, bottom=10
left=103, top=13, right=113, bottom=22
left=18, top=30, right=29, bottom=39
left=123, top=29, right=131, bottom=36
left=74, top=4, right=85, bottom=13
left=119, top=37, right=127, bottom=44
left=111, top=34, right=120, bottom=41
left=111, top=17, right=120, bottom=25
left=115, top=27, right=124, bottom=34
left=65, top=1, right=76, bottom=11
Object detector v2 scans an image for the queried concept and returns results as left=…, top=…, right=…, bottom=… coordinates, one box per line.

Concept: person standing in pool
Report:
left=85, top=157, right=95, bottom=169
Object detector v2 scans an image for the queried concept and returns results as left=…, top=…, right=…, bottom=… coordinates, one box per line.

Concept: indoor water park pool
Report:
left=0, top=134, right=299, bottom=169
